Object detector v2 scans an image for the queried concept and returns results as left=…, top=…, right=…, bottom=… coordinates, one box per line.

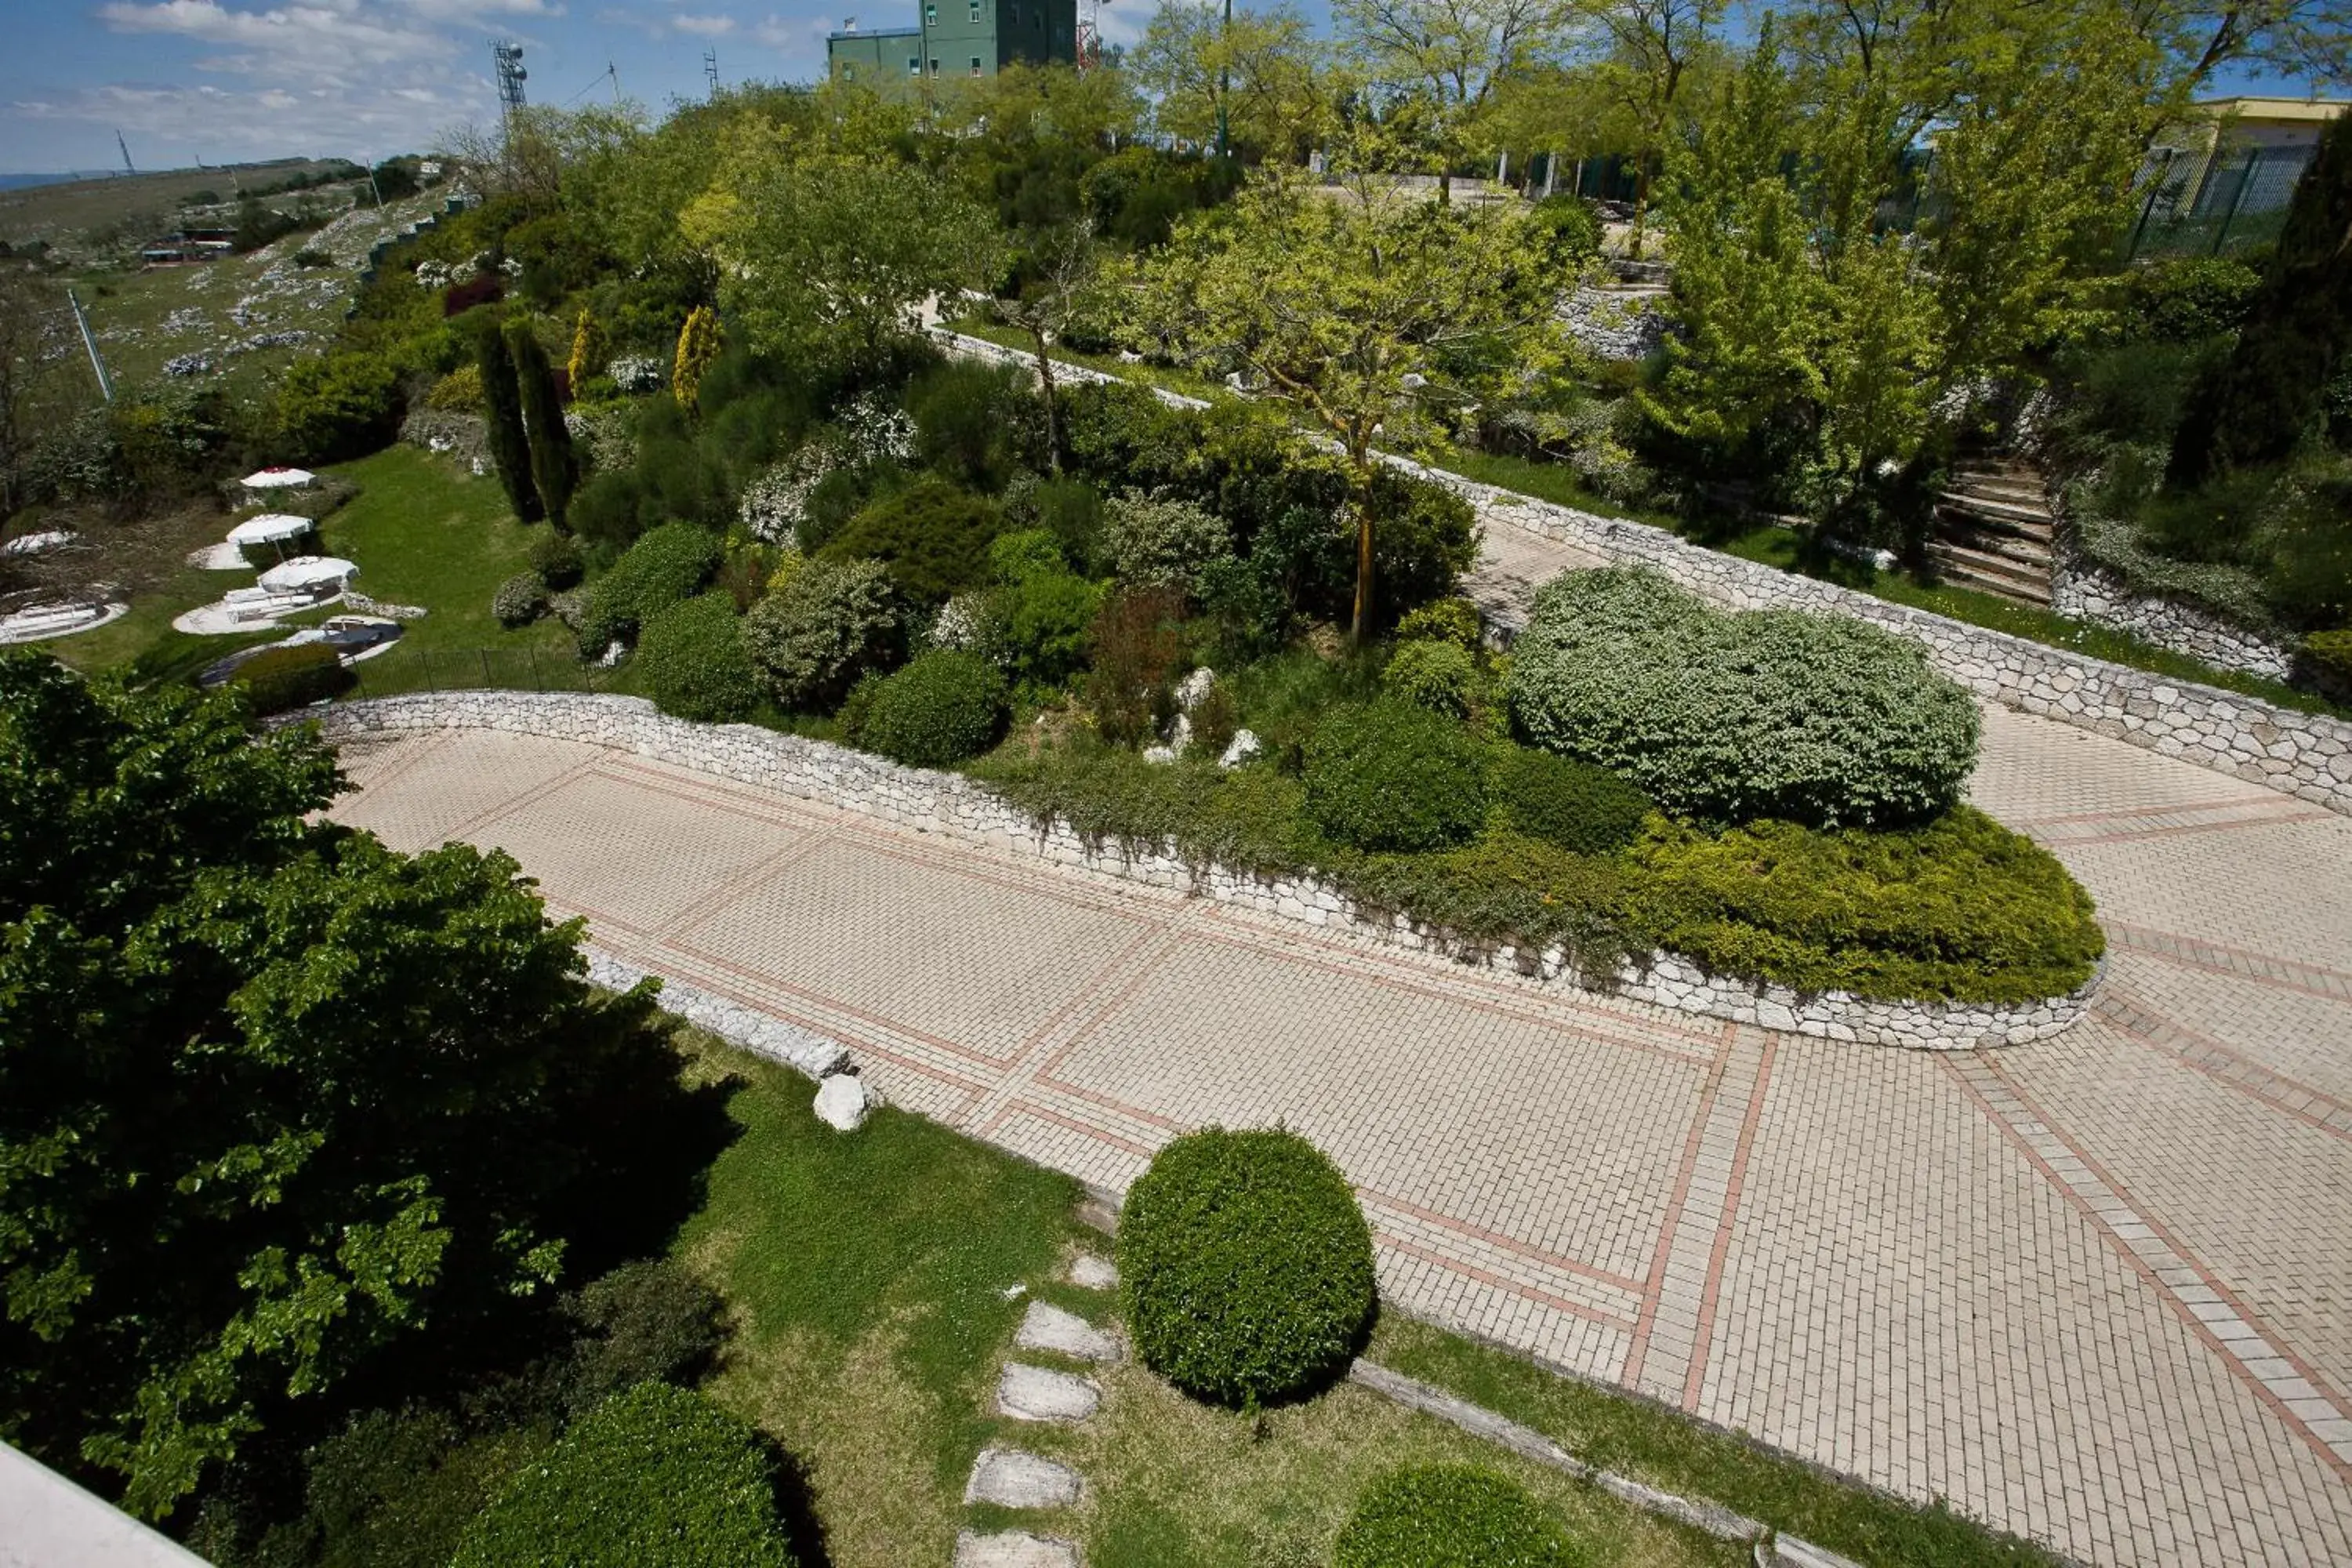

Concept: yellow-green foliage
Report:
left=426, top=363, right=485, bottom=412
left=568, top=308, right=609, bottom=390
left=673, top=307, right=723, bottom=416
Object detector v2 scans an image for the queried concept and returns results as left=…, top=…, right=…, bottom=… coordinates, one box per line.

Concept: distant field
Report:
left=75, top=189, right=448, bottom=398
left=0, top=158, right=355, bottom=252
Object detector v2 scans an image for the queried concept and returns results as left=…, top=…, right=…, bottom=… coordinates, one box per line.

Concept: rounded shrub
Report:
left=1117, top=1127, right=1374, bottom=1409
left=529, top=532, right=585, bottom=590
left=636, top=594, right=760, bottom=724
left=1335, top=1465, right=1584, bottom=1568
left=577, top=522, right=724, bottom=656
left=451, top=1383, right=793, bottom=1568
left=1490, top=746, right=1653, bottom=857
left=494, top=572, right=548, bottom=629
left=1102, top=490, right=1233, bottom=594
left=1384, top=638, right=1479, bottom=717
left=816, top=479, right=1004, bottom=605
left=744, top=557, right=902, bottom=713
left=1303, top=701, right=1487, bottom=854
left=858, top=650, right=1009, bottom=767
left=1507, top=568, right=1980, bottom=829
left=230, top=642, right=351, bottom=716
left=1395, top=597, right=1482, bottom=650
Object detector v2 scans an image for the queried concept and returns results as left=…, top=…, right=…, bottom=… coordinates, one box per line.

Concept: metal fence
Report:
left=2126, top=142, right=2314, bottom=260
left=347, top=644, right=615, bottom=699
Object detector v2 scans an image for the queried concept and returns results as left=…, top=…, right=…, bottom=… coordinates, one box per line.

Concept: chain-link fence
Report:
left=2126, top=142, right=2315, bottom=260
left=347, top=644, right=615, bottom=699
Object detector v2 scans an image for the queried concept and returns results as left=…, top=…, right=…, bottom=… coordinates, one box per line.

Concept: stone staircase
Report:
left=1926, top=454, right=2056, bottom=607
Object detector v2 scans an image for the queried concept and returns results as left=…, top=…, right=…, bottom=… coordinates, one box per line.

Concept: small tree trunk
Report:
left=1030, top=326, right=1062, bottom=473
left=1348, top=470, right=1375, bottom=645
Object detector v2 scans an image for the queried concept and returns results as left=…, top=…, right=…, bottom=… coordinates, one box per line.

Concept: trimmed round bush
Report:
left=858, top=650, right=1009, bottom=767
left=1304, top=700, right=1487, bottom=853
left=559, top=1258, right=725, bottom=1417
left=1102, top=490, right=1233, bottom=594
left=1118, top=1127, right=1374, bottom=1409
left=1384, top=638, right=1479, bottom=717
left=577, top=522, right=723, bottom=656
left=493, top=572, right=548, bottom=628
left=637, top=593, right=760, bottom=724
left=1335, top=1465, right=1584, bottom=1568
left=529, top=532, right=585, bottom=590
left=1507, top=568, right=1980, bottom=829
left=816, top=479, right=1004, bottom=605
left=1490, top=746, right=1653, bottom=857
left=743, top=556, right=902, bottom=713
left=230, top=642, right=351, bottom=716
left=451, top=1382, right=793, bottom=1568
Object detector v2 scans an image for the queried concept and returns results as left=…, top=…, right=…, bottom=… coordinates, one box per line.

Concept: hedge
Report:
left=1508, top=568, right=1980, bottom=829
left=230, top=642, right=351, bottom=715
left=856, top=650, right=1009, bottom=767
left=637, top=594, right=760, bottom=724
left=1624, top=807, right=2106, bottom=1003
left=450, top=1383, right=793, bottom=1568
left=1118, top=1127, right=1374, bottom=1409
left=1334, top=1465, right=1584, bottom=1568
left=578, top=523, right=723, bottom=656
left=1304, top=701, right=1487, bottom=853
left=1488, top=747, right=1653, bottom=858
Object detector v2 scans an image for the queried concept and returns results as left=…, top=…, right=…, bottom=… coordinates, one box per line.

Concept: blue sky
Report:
left=0, top=0, right=2321, bottom=175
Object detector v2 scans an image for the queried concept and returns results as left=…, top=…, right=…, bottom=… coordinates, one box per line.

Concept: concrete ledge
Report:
left=2, top=1441, right=214, bottom=1568
left=303, top=692, right=2096, bottom=1049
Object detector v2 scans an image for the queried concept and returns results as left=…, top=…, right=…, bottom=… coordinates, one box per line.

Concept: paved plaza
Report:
left=329, top=532, right=2352, bottom=1567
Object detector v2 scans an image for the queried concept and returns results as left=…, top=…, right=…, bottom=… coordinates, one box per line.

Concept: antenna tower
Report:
left=492, top=39, right=529, bottom=128
left=703, top=48, right=721, bottom=98
left=115, top=129, right=136, bottom=177
left=1074, top=0, right=1101, bottom=71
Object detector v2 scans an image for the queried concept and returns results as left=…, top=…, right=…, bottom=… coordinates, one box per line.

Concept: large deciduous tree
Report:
left=1128, top=151, right=1570, bottom=640
left=0, top=658, right=688, bottom=1519
left=1133, top=1, right=1335, bottom=160
left=1334, top=0, right=1586, bottom=200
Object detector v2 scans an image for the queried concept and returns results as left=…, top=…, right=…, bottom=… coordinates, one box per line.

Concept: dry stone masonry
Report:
left=307, top=694, right=2097, bottom=1048
left=2051, top=561, right=2302, bottom=683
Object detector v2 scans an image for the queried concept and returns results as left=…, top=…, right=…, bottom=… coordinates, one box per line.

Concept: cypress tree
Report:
left=2168, top=111, right=2352, bottom=487
left=477, top=321, right=543, bottom=523
left=506, top=317, right=579, bottom=532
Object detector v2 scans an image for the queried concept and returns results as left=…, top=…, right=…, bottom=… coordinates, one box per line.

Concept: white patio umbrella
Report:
left=256, top=556, right=358, bottom=593
left=240, top=466, right=318, bottom=491
left=227, top=514, right=314, bottom=545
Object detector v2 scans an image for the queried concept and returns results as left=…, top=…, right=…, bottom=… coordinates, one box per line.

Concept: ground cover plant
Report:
left=1335, top=1465, right=1588, bottom=1568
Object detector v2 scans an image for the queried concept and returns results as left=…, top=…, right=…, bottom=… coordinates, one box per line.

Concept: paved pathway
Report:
left=328, top=527, right=2352, bottom=1568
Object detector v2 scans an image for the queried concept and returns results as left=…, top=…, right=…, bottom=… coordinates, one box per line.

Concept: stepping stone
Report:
left=964, top=1447, right=1085, bottom=1508
left=1016, top=1301, right=1120, bottom=1363
left=1065, top=1254, right=1118, bottom=1290
left=953, top=1530, right=1079, bottom=1568
left=996, top=1363, right=1100, bottom=1423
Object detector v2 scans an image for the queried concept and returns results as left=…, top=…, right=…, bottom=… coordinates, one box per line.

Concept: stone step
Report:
left=1925, top=543, right=2053, bottom=606
left=1948, top=468, right=2049, bottom=505
left=1936, top=491, right=2052, bottom=528
left=1929, top=538, right=2052, bottom=586
left=1934, top=526, right=2053, bottom=568
left=996, top=1363, right=1101, bottom=1424
left=1015, top=1301, right=1121, bottom=1363
left=954, top=1529, right=1080, bottom=1567
left=1065, top=1254, right=1118, bottom=1290
left=964, top=1447, right=1085, bottom=1509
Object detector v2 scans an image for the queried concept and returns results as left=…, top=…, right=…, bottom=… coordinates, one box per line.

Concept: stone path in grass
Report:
left=329, top=540, right=2352, bottom=1568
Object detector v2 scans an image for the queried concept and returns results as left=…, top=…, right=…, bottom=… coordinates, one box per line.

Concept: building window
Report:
left=969, top=1, right=981, bottom=19
left=908, top=56, right=920, bottom=73
left=925, top=3, right=937, bottom=20
left=970, top=53, right=983, bottom=74
left=929, top=56, right=939, bottom=73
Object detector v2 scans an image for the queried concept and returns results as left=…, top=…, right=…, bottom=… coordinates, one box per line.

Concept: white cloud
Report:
left=670, top=12, right=736, bottom=34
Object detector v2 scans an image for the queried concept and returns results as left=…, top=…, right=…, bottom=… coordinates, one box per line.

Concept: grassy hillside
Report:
left=0, top=158, right=357, bottom=253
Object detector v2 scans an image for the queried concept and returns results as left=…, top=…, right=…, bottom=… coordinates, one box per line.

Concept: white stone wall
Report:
left=304, top=691, right=2098, bottom=1050
left=1560, top=286, right=1669, bottom=361
left=2051, top=561, right=2300, bottom=683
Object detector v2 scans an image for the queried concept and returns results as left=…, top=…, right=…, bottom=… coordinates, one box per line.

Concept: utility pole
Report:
left=364, top=158, right=384, bottom=208
left=608, top=60, right=623, bottom=107
left=115, top=129, right=136, bottom=177
left=65, top=289, right=114, bottom=403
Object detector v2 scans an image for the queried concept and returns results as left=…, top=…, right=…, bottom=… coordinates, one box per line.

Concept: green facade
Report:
left=826, top=0, right=1077, bottom=88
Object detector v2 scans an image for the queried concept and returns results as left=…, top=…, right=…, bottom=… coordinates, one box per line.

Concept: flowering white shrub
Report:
left=608, top=355, right=664, bottom=394
left=837, top=392, right=915, bottom=466
left=738, top=460, right=815, bottom=546
left=924, top=590, right=1011, bottom=666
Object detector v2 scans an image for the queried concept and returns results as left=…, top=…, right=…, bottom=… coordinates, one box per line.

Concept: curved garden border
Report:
left=299, top=691, right=2099, bottom=1051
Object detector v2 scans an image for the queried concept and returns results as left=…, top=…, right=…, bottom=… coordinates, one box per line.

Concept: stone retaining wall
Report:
left=2051, top=561, right=2300, bottom=683
left=927, top=328, right=2352, bottom=815
left=307, top=691, right=2096, bottom=1050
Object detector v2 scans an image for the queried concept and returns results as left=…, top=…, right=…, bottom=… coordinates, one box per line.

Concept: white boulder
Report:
left=812, top=1073, right=871, bottom=1132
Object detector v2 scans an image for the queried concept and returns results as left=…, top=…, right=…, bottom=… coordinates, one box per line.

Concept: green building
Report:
left=826, top=0, right=1078, bottom=88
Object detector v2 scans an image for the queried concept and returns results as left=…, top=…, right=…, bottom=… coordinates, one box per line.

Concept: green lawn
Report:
left=673, top=1031, right=2052, bottom=1568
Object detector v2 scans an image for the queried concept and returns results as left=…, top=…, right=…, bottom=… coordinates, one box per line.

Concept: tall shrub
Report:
left=568, top=308, right=609, bottom=390
left=506, top=318, right=578, bottom=531
left=477, top=323, right=542, bottom=523
left=673, top=307, right=723, bottom=418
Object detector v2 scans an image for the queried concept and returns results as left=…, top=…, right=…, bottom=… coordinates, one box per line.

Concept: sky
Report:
left=0, top=0, right=2325, bottom=176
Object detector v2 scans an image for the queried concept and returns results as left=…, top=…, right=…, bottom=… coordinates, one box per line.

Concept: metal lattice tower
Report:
left=492, top=40, right=528, bottom=123
left=703, top=48, right=720, bottom=98
left=1075, top=0, right=1101, bottom=71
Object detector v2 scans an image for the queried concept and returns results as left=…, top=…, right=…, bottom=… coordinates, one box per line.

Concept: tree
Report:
left=2131, top=0, right=2352, bottom=96
left=995, top=220, right=1104, bottom=471
left=1129, top=149, right=1571, bottom=639
left=673, top=306, right=723, bottom=418
left=2169, top=106, right=2352, bottom=484
left=0, top=273, right=78, bottom=514
left=1335, top=0, right=1585, bottom=199
left=683, top=131, right=1002, bottom=369
left=568, top=307, right=609, bottom=390
left=0, top=658, right=689, bottom=1518
left=1575, top=0, right=1724, bottom=250
left=476, top=322, right=542, bottom=521
left=1132, top=2, right=1335, bottom=160
left=507, top=318, right=579, bottom=532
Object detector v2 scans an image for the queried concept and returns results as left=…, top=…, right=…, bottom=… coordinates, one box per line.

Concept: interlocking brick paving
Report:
left=327, top=528, right=2352, bottom=1566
